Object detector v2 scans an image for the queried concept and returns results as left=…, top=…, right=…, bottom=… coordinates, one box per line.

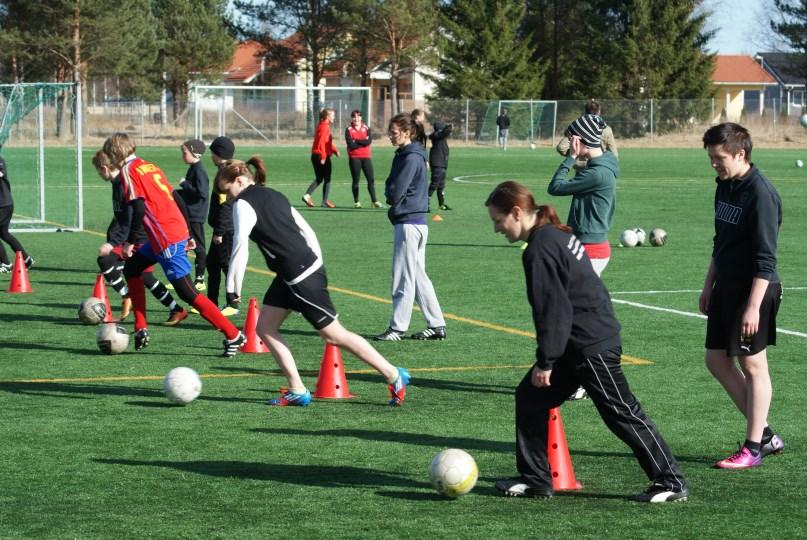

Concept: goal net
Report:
left=189, top=85, right=372, bottom=145
left=0, top=82, right=83, bottom=232
left=478, top=100, right=557, bottom=146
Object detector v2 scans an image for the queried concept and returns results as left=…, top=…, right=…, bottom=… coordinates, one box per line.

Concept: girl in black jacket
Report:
left=0, top=150, right=33, bottom=272
left=485, top=181, right=687, bottom=503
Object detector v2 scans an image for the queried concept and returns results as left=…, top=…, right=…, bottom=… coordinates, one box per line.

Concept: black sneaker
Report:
left=439, top=204, right=452, bottom=211
left=0, top=262, right=11, bottom=273
left=373, top=327, right=406, bottom=341
left=630, top=483, right=688, bottom=503
left=24, top=256, right=35, bottom=269
left=494, top=477, right=553, bottom=498
left=134, top=329, right=150, bottom=351
left=222, top=331, right=246, bottom=357
left=411, top=326, right=446, bottom=340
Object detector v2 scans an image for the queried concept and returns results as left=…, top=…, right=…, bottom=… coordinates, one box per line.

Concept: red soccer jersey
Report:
left=120, top=156, right=188, bottom=252
left=311, top=120, right=337, bottom=159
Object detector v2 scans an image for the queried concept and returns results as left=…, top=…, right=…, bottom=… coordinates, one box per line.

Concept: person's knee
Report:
left=171, top=277, right=198, bottom=304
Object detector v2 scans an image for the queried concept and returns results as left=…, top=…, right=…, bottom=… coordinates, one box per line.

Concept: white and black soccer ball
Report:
left=650, top=228, right=668, bottom=247
left=163, top=367, right=202, bottom=405
left=79, top=296, right=107, bottom=325
left=634, top=228, right=646, bottom=246
left=529, top=143, right=536, bottom=150
left=428, top=448, right=478, bottom=498
left=96, top=323, right=129, bottom=354
left=796, top=159, right=804, bottom=168
left=800, top=114, right=807, bottom=128
left=619, top=229, right=638, bottom=248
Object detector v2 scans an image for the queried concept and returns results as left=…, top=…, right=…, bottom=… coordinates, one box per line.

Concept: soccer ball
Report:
left=800, top=114, right=807, bottom=128
left=650, top=228, right=668, bottom=247
left=529, top=143, right=536, bottom=150
left=163, top=367, right=202, bottom=405
left=619, top=229, right=638, bottom=248
left=428, top=448, right=478, bottom=498
left=96, top=323, right=129, bottom=354
left=634, top=228, right=646, bottom=246
left=796, top=159, right=804, bottom=168
left=79, top=296, right=107, bottom=325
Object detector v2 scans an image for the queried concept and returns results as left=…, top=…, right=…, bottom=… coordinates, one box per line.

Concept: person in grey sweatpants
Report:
left=374, top=113, right=446, bottom=342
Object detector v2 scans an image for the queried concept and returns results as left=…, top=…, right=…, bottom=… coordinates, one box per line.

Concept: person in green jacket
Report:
left=548, top=113, right=618, bottom=277
left=548, top=113, right=619, bottom=402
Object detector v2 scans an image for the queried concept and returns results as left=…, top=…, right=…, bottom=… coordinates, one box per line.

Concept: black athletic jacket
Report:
left=208, top=188, right=233, bottom=237
left=428, top=123, right=452, bottom=168
left=0, top=156, right=12, bottom=207
left=523, top=225, right=621, bottom=371
left=712, top=164, right=781, bottom=283
left=176, top=161, right=209, bottom=223
left=107, top=177, right=147, bottom=246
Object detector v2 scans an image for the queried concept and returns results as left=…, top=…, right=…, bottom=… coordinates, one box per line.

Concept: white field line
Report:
left=611, top=298, right=807, bottom=339
left=612, top=287, right=807, bottom=294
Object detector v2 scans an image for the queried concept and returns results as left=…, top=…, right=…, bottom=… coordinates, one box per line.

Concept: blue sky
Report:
left=706, top=0, right=767, bottom=54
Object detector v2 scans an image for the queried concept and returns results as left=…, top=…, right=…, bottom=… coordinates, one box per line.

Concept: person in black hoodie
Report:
left=485, top=181, right=687, bottom=503
left=700, top=123, right=784, bottom=469
left=206, top=136, right=238, bottom=316
left=177, top=139, right=209, bottom=291
left=428, top=121, right=453, bottom=211
left=0, top=147, right=33, bottom=272
left=374, top=113, right=446, bottom=342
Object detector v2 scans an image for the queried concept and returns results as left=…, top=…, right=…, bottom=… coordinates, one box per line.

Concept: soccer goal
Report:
left=0, top=82, right=83, bottom=232
left=478, top=100, right=558, bottom=146
left=190, top=85, right=372, bottom=145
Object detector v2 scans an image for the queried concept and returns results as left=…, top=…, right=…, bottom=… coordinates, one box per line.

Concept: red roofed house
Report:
left=712, top=55, right=778, bottom=122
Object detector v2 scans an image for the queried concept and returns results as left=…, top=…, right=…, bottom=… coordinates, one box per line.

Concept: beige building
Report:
left=711, top=55, right=778, bottom=122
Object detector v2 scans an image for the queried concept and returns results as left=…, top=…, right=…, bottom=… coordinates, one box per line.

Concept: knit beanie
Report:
left=209, top=136, right=235, bottom=160
left=183, top=139, right=206, bottom=158
left=567, top=114, right=605, bottom=148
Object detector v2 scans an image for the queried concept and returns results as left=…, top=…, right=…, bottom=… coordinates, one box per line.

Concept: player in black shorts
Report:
left=700, top=123, right=784, bottom=469
left=219, top=156, right=410, bottom=407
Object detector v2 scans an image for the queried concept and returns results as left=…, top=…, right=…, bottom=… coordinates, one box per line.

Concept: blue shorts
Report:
left=137, top=240, right=192, bottom=281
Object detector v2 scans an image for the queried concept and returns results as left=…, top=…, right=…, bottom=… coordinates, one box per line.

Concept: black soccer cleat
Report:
left=494, top=477, right=553, bottom=499
left=373, top=327, right=406, bottom=341
left=222, top=331, right=246, bottom=357
left=630, top=483, right=688, bottom=503
left=411, top=326, right=446, bottom=340
left=134, top=328, right=150, bottom=351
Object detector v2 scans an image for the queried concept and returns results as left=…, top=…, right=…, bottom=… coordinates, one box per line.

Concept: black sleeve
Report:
left=127, top=199, right=146, bottom=244
left=355, top=126, right=372, bottom=147
left=748, top=186, right=781, bottom=279
left=107, top=208, right=130, bottom=246
left=345, top=127, right=360, bottom=150
left=173, top=193, right=192, bottom=231
left=215, top=200, right=234, bottom=236
left=182, top=165, right=209, bottom=204
left=523, top=243, right=573, bottom=371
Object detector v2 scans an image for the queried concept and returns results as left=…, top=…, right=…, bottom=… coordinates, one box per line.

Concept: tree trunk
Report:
left=69, top=0, right=82, bottom=141
left=390, top=61, right=400, bottom=117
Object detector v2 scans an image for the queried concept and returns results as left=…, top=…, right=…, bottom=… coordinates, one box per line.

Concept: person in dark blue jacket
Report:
left=428, top=121, right=453, bottom=211
left=700, top=123, right=785, bottom=469
left=176, top=139, right=209, bottom=291
left=374, top=113, right=446, bottom=342
left=0, top=147, right=33, bottom=272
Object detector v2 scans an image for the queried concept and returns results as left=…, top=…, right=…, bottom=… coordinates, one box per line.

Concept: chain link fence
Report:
left=80, top=96, right=807, bottom=148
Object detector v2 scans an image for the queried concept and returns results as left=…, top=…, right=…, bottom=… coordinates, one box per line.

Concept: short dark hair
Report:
left=351, top=109, right=361, bottom=117
left=584, top=99, right=601, bottom=115
left=702, top=122, right=752, bottom=160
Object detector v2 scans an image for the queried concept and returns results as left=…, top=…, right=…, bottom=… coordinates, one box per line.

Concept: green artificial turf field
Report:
left=1, top=143, right=805, bottom=539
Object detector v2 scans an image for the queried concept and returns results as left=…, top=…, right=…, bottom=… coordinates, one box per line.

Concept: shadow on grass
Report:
left=0, top=340, right=97, bottom=354
left=253, top=426, right=512, bottom=453
left=27, top=266, right=91, bottom=274
left=428, top=242, right=518, bottom=249
left=93, top=458, right=428, bottom=489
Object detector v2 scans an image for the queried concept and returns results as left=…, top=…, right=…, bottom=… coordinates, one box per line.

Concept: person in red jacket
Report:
left=302, top=108, right=340, bottom=208
left=345, top=110, right=382, bottom=209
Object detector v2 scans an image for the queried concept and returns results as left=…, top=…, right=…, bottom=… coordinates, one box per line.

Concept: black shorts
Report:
left=263, top=267, right=337, bottom=330
left=705, top=279, right=782, bottom=356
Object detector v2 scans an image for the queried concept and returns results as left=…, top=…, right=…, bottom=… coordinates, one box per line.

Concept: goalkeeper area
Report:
left=190, top=85, right=371, bottom=145
left=478, top=100, right=558, bottom=147
left=0, top=83, right=82, bottom=232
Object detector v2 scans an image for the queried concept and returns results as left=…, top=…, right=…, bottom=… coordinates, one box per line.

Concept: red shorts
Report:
left=583, top=241, right=611, bottom=260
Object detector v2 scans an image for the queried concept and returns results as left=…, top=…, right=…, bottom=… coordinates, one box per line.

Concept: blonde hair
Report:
left=215, top=156, right=267, bottom=190
left=102, top=133, right=136, bottom=166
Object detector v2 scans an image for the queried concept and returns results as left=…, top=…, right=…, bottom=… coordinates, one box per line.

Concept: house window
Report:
left=378, top=86, right=390, bottom=100
left=792, top=90, right=804, bottom=107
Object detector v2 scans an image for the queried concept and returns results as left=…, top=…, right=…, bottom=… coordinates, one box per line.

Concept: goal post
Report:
left=0, top=82, right=83, bottom=232
left=478, top=100, right=558, bottom=146
left=190, top=85, right=372, bottom=145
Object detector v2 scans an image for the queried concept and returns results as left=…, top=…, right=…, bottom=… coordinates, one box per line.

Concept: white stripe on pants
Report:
left=390, top=223, right=445, bottom=331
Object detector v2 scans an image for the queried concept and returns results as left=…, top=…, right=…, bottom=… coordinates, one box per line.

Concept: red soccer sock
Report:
left=127, top=275, right=148, bottom=330
left=192, top=294, right=240, bottom=339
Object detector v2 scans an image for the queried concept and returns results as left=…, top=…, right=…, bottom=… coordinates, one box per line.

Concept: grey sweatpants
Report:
left=390, top=223, right=445, bottom=331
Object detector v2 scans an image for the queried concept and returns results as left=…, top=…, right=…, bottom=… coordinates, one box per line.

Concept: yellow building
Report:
left=712, top=55, right=777, bottom=122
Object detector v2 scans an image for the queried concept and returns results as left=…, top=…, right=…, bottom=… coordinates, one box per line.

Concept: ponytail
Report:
left=535, top=205, right=571, bottom=233
left=486, top=181, right=570, bottom=233
left=215, top=155, right=267, bottom=189
left=246, top=155, right=267, bottom=185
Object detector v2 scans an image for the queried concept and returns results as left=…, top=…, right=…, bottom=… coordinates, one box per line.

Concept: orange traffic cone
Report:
left=7, top=251, right=32, bottom=293
left=92, top=273, right=115, bottom=322
left=240, top=297, right=270, bottom=353
left=547, top=407, right=583, bottom=491
left=313, top=343, right=354, bottom=399
left=431, top=213, right=443, bottom=222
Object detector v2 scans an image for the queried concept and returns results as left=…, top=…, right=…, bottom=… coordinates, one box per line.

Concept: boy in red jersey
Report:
left=102, top=133, right=245, bottom=356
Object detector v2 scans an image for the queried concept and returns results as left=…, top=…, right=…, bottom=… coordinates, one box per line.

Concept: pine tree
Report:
left=153, top=0, right=234, bottom=124
left=434, top=0, right=545, bottom=100
left=771, top=0, right=807, bottom=84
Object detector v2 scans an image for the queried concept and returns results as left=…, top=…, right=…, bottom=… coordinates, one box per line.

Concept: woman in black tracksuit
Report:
left=485, top=181, right=687, bottom=503
left=0, top=150, right=33, bottom=272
